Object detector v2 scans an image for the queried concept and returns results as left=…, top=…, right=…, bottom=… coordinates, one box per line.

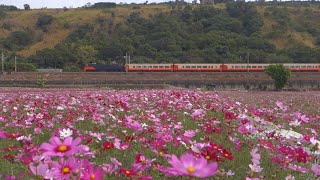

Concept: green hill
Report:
left=0, top=2, right=320, bottom=71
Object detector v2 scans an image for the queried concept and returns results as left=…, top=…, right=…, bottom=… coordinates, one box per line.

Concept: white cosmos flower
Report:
left=59, top=128, right=73, bottom=138
left=141, top=123, right=148, bottom=129
left=289, top=119, right=301, bottom=127
left=249, top=164, right=263, bottom=172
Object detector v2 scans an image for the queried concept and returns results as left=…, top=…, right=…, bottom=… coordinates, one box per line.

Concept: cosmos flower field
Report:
left=0, top=88, right=319, bottom=179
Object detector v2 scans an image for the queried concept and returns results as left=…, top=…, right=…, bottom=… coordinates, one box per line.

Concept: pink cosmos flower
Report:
left=184, top=130, right=196, bottom=138
left=102, top=164, right=115, bottom=174
left=29, top=163, right=50, bottom=178
left=49, top=157, right=81, bottom=179
left=285, top=175, right=295, bottom=180
left=81, top=165, right=104, bottom=180
left=246, top=177, right=259, bottom=180
left=276, top=101, right=288, bottom=111
left=0, top=131, right=10, bottom=138
left=238, top=123, right=257, bottom=135
left=191, top=109, right=204, bottom=119
left=250, top=148, right=261, bottom=165
left=150, top=139, right=166, bottom=150
left=132, top=154, right=156, bottom=172
left=162, top=153, right=218, bottom=178
left=249, top=164, right=263, bottom=173
left=40, top=136, right=89, bottom=157
left=288, top=164, right=309, bottom=173
left=293, top=112, right=309, bottom=122
left=311, top=164, right=320, bottom=177
left=125, top=115, right=143, bottom=131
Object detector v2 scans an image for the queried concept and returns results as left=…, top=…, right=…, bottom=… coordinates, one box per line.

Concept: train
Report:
left=83, top=63, right=320, bottom=72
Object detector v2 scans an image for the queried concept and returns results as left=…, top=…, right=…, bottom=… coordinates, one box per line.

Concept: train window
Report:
left=248, top=66, right=251, bottom=68
left=182, top=66, right=185, bottom=68
left=148, top=66, right=152, bottom=68
left=232, top=66, right=234, bottom=68
left=137, top=66, right=141, bottom=68
left=165, top=66, right=169, bottom=68
left=252, top=66, right=256, bottom=68
left=235, top=66, right=240, bottom=68
left=197, top=66, right=201, bottom=68
left=203, top=66, right=207, bottom=68
left=159, top=66, right=164, bottom=68
left=133, top=66, right=136, bottom=68
left=143, top=66, right=147, bottom=68
left=307, top=66, right=312, bottom=68
left=153, top=66, right=158, bottom=68
left=192, top=66, right=196, bottom=68
left=258, top=66, right=262, bottom=68
left=302, top=66, right=306, bottom=68
left=186, top=66, right=190, bottom=68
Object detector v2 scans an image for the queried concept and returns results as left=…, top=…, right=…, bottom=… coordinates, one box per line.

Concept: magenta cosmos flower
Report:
left=81, top=164, right=104, bottom=180
left=163, top=153, right=218, bottom=178
left=49, top=157, right=81, bottom=179
left=40, top=136, right=89, bottom=157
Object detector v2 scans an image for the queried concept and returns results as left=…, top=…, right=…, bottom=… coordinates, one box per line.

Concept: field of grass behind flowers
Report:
left=0, top=88, right=319, bottom=179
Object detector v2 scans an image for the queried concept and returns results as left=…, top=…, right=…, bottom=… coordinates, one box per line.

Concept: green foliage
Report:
left=316, top=38, right=320, bottom=46
left=29, top=47, right=76, bottom=69
left=2, top=31, right=33, bottom=50
left=23, top=4, right=30, bottom=10
left=226, top=2, right=263, bottom=35
left=17, top=62, right=37, bottom=72
left=1, top=3, right=318, bottom=70
left=0, top=5, right=18, bottom=11
left=90, top=2, right=116, bottom=9
left=36, top=76, right=46, bottom=88
left=265, top=64, right=291, bottom=90
left=286, top=45, right=320, bottom=63
left=36, top=15, right=54, bottom=31
left=65, top=24, right=94, bottom=43
left=4, top=61, right=36, bottom=72
left=0, top=10, right=7, bottom=19
left=63, top=63, right=82, bottom=72
left=1, top=23, right=12, bottom=30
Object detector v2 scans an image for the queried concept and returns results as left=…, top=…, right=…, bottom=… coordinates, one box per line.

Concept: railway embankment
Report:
left=0, top=72, right=319, bottom=90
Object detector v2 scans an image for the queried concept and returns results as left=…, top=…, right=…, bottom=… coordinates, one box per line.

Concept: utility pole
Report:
left=14, top=56, right=17, bottom=72
left=125, top=52, right=128, bottom=64
left=128, top=54, right=131, bottom=64
left=247, top=52, right=249, bottom=72
left=1, top=52, right=4, bottom=74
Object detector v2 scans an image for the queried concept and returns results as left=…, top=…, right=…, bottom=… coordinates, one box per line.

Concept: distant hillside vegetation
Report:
left=0, top=2, right=320, bottom=71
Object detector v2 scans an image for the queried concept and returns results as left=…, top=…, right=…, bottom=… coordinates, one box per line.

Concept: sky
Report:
left=0, top=0, right=193, bottom=9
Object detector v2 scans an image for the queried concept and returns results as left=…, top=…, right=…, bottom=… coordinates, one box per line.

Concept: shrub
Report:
left=0, top=10, right=6, bottom=19
left=17, top=62, right=37, bottom=72
left=265, top=64, right=291, bottom=90
left=1, top=23, right=12, bottom=30
left=91, top=2, right=116, bottom=8
left=36, top=15, right=54, bottom=30
left=2, top=31, right=33, bottom=50
left=0, top=5, right=18, bottom=11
